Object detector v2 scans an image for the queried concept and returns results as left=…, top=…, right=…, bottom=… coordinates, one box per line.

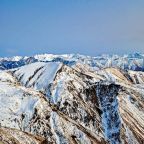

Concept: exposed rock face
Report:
left=0, top=127, right=47, bottom=144
left=0, top=57, right=144, bottom=144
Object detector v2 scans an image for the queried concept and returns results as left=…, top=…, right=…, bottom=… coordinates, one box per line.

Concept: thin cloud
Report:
left=6, top=48, right=18, bottom=55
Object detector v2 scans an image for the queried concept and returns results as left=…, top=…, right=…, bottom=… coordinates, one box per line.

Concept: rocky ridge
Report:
left=0, top=54, right=144, bottom=144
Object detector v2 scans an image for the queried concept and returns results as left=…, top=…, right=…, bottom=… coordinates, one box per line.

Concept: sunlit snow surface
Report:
left=13, top=62, right=62, bottom=93
left=0, top=71, right=39, bottom=130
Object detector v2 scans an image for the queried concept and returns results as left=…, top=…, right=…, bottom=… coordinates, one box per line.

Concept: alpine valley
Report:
left=0, top=53, right=144, bottom=144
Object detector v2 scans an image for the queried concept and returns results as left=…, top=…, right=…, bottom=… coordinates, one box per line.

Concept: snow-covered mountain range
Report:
left=0, top=53, right=144, bottom=71
left=0, top=53, right=144, bottom=144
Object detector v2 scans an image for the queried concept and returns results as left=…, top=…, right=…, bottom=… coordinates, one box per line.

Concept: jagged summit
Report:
left=0, top=53, right=144, bottom=143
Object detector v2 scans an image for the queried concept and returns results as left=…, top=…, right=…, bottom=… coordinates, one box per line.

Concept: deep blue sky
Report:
left=0, top=0, right=144, bottom=57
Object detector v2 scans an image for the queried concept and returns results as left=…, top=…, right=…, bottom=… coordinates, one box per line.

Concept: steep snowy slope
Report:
left=13, top=62, right=62, bottom=91
left=0, top=60, right=144, bottom=144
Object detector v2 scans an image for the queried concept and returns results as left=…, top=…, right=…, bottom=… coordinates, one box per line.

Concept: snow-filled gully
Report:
left=96, top=82, right=121, bottom=144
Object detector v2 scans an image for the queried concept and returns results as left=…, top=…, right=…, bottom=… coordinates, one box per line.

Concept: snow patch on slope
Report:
left=0, top=82, right=39, bottom=130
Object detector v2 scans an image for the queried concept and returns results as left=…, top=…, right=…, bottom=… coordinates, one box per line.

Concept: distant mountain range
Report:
left=0, top=53, right=144, bottom=71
